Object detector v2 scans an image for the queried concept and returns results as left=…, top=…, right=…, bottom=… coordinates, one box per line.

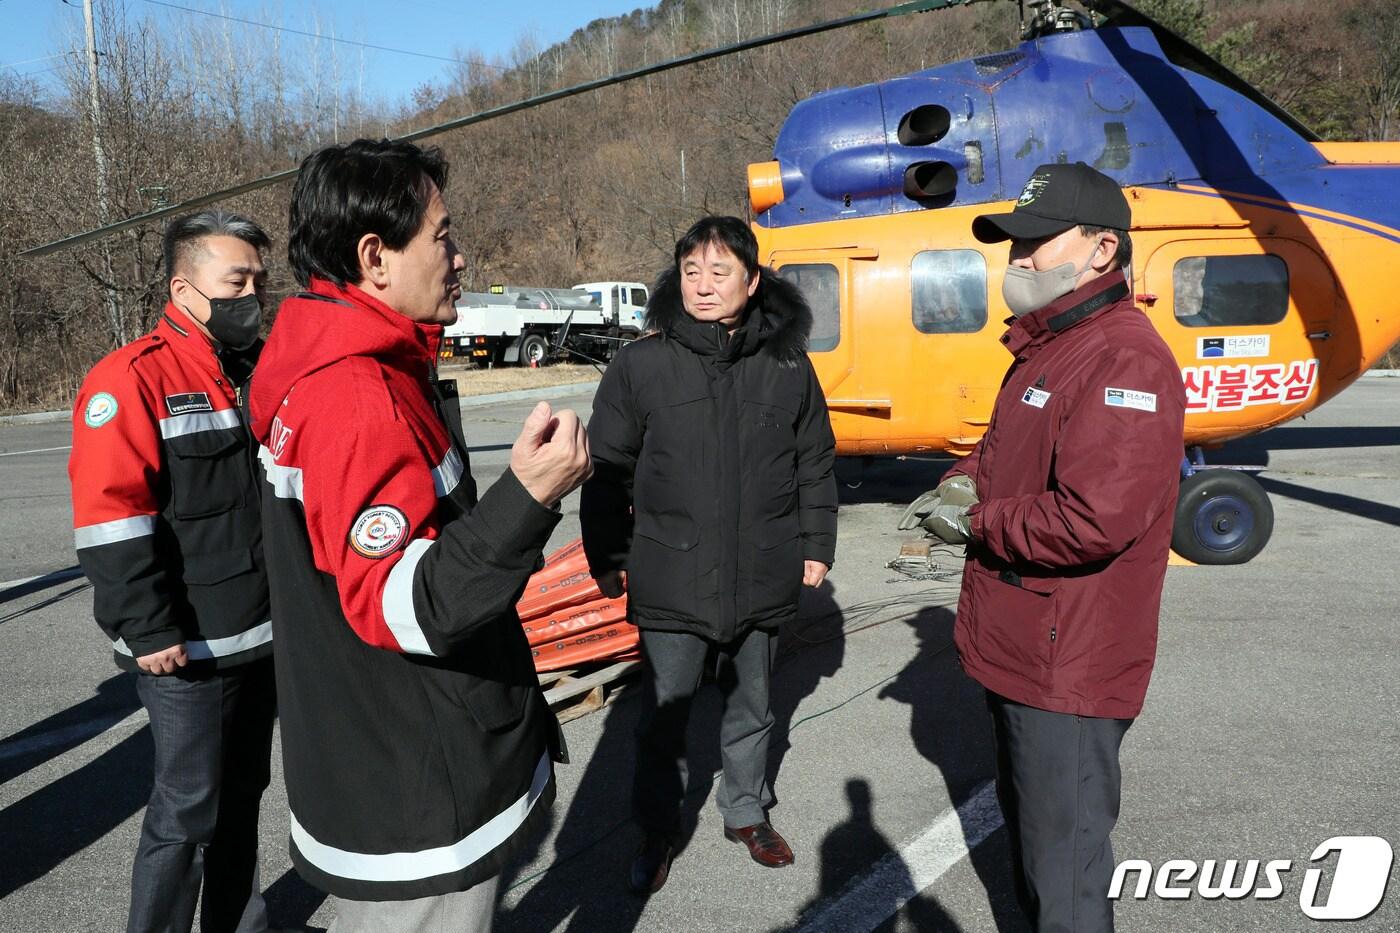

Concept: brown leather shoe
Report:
left=629, top=833, right=674, bottom=895
left=724, top=821, right=794, bottom=867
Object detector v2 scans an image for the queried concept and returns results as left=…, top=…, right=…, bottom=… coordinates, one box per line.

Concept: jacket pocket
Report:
left=165, top=430, right=251, bottom=519
left=462, top=678, right=530, bottom=733
left=744, top=519, right=802, bottom=620
left=966, top=565, right=1060, bottom=674
left=182, top=547, right=255, bottom=585
left=628, top=512, right=699, bottom=615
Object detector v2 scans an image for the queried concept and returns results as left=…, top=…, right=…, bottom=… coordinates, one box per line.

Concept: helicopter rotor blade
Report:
left=19, top=0, right=1002, bottom=260
left=1080, top=0, right=1317, bottom=141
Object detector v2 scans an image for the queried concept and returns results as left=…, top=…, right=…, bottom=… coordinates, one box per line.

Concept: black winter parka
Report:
left=581, top=267, right=837, bottom=643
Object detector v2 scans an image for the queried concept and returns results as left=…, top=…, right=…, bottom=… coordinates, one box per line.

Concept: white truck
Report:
left=442, top=281, right=650, bottom=367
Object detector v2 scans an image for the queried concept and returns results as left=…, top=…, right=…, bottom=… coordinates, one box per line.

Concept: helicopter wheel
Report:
left=1171, top=469, right=1274, bottom=565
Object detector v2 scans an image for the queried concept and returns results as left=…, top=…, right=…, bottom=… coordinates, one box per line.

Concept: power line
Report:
left=0, top=51, right=79, bottom=69
left=20, top=0, right=976, bottom=259
left=141, top=0, right=509, bottom=72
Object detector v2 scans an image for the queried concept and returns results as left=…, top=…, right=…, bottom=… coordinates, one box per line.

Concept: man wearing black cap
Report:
left=901, top=162, right=1185, bottom=932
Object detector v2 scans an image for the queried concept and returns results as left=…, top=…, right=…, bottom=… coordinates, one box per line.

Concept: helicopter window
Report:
left=1173, top=255, right=1289, bottom=328
left=778, top=263, right=840, bottom=352
left=911, top=250, right=987, bottom=334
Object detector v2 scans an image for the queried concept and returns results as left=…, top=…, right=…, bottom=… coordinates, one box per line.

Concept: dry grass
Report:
left=442, top=362, right=601, bottom=397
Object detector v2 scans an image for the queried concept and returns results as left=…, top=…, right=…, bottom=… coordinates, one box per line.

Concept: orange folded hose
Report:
left=531, top=621, right=640, bottom=672
left=522, top=596, right=628, bottom=647
left=519, top=538, right=640, bottom=673
left=516, top=551, right=599, bottom=619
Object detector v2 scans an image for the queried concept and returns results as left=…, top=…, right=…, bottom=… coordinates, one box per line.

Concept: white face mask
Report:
left=1002, top=237, right=1103, bottom=317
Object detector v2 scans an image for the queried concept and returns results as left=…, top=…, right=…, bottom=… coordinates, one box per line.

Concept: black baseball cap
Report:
left=972, top=162, right=1131, bottom=243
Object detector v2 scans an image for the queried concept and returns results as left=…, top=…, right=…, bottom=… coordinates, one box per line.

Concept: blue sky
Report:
left=1, top=0, right=648, bottom=105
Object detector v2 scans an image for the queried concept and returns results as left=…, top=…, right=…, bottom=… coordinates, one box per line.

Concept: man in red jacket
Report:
left=904, top=162, right=1185, bottom=933
left=70, top=210, right=276, bottom=933
left=251, top=139, right=590, bottom=932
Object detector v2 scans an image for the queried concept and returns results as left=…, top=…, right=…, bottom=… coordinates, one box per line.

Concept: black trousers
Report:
left=987, top=692, right=1133, bottom=933
left=128, top=657, right=276, bottom=933
left=633, top=627, right=777, bottom=837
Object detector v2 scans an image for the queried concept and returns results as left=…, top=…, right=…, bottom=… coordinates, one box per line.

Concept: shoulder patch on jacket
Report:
left=1105, top=388, right=1157, bottom=412
left=83, top=392, right=119, bottom=427
left=349, top=505, right=410, bottom=559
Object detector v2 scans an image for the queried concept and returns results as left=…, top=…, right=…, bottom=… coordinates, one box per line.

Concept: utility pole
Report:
left=84, top=0, right=124, bottom=344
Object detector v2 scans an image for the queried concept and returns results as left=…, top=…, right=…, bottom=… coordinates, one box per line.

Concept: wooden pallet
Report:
left=539, top=659, right=642, bottom=723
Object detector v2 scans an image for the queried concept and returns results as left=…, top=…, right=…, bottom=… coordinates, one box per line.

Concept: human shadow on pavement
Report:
left=0, top=724, right=153, bottom=898
left=262, top=868, right=329, bottom=932
left=499, top=581, right=849, bottom=932
left=0, top=671, right=139, bottom=784
left=496, top=686, right=650, bottom=933
left=874, top=607, right=1027, bottom=933
left=787, top=778, right=961, bottom=932
left=768, top=578, right=846, bottom=814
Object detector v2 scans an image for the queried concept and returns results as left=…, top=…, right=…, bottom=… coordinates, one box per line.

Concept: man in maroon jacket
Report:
left=903, top=162, right=1186, bottom=933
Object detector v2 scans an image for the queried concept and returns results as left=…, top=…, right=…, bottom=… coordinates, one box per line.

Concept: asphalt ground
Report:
left=1, top=378, right=1398, bottom=932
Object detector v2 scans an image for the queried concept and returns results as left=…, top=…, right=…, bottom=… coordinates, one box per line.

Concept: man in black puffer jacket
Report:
left=581, top=215, right=838, bottom=895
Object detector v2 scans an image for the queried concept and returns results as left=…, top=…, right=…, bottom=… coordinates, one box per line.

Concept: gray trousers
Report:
left=633, top=627, right=777, bottom=836
left=128, top=657, right=276, bottom=933
left=987, top=691, right=1133, bottom=933
left=328, top=877, right=500, bottom=933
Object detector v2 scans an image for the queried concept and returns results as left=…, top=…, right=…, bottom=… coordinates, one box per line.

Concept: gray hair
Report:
left=163, top=209, right=271, bottom=284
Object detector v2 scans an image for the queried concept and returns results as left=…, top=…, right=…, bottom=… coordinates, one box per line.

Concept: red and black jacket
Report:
left=68, top=304, right=271, bottom=671
left=948, top=272, right=1186, bottom=719
left=249, top=279, right=561, bottom=901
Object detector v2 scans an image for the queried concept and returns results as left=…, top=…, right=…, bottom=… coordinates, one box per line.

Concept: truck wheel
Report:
left=520, top=334, right=549, bottom=367
left=1172, top=469, right=1274, bottom=565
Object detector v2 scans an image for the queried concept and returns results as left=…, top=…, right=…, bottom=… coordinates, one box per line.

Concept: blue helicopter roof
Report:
left=757, top=25, right=1328, bottom=229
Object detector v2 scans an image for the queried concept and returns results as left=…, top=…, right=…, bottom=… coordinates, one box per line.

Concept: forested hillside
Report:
left=2, top=0, right=1396, bottom=408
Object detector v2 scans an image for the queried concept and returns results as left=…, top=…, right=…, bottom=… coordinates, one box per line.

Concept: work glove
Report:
left=896, top=474, right=978, bottom=530
left=923, top=503, right=973, bottom=545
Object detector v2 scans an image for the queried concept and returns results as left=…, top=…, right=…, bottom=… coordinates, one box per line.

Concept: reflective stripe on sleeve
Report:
left=380, top=538, right=437, bottom=656
left=113, top=619, right=272, bottom=659
left=432, top=448, right=464, bottom=498
left=159, top=408, right=242, bottom=439
left=75, top=514, right=157, bottom=550
left=258, top=446, right=304, bottom=501
left=289, top=751, right=551, bottom=883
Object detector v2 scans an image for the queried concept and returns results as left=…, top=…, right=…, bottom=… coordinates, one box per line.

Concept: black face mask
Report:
left=184, top=281, right=262, bottom=351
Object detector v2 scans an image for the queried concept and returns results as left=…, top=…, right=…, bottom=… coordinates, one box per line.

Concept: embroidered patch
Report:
left=1105, top=388, right=1157, bottom=412
left=1021, top=387, right=1051, bottom=409
left=349, top=506, right=410, bottom=559
left=84, top=392, right=118, bottom=428
left=1017, top=172, right=1051, bottom=206
left=164, top=392, right=213, bottom=416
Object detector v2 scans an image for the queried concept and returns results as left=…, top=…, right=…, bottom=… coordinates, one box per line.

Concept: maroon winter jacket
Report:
left=948, top=272, right=1185, bottom=719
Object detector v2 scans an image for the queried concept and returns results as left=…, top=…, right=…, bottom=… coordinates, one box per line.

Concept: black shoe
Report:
left=629, top=833, right=674, bottom=895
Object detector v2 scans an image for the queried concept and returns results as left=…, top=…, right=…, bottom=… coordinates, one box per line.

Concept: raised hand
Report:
left=511, top=401, right=593, bottom=507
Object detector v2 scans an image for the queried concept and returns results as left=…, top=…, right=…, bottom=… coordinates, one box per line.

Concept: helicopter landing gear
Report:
left=1171, top=448, right=1274, bottom=565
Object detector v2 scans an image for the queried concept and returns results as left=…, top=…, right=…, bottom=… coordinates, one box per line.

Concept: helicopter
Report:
left=744, top=0, right=1400, bottom=564
left=22, top=0, right=1397, bottom=565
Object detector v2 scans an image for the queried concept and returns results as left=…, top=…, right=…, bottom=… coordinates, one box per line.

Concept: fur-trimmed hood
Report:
left=643, top=266, right=813, bottom=365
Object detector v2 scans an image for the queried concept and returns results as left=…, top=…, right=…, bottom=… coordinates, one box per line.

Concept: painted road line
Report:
left=0, top=567, right=85, bottom=598
left=794, top=781, right=1004, bottom=933
left=0, top=708, right=147, bottom=764
left=0, top=445, right=72, bottom=457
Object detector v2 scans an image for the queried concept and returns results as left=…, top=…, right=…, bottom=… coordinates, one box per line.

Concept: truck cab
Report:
left=575, top=281, right=650, bottom=335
